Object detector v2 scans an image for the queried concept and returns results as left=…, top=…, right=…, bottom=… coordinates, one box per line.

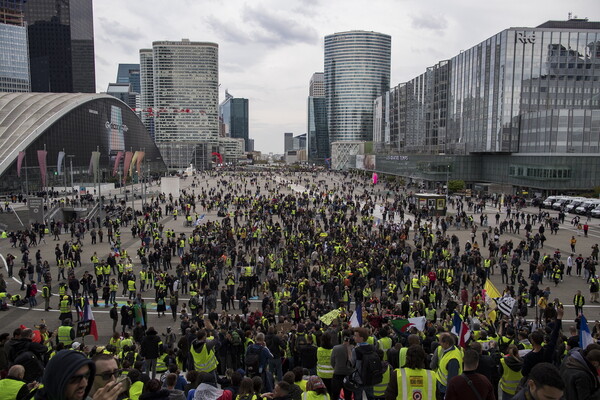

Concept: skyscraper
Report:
left=219, top=90, right=249, bottom=151
left=140, top=39, right=219, bottom=169
left=324, top=31, right=391, bottom=143
left=0, top=0, right=30, bottom=92
left=117, top=64, right=141, bottom=93
left=307, top=72, right=328, bottom=161
left=309, top=72, right=324, bottom=97
left=23, top=0, right=95, bottom=93
left=139, top=49, right=154, bottom=139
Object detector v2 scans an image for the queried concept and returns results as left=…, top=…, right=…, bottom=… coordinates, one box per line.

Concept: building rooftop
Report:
left=536, top=19, right=600, bottom=29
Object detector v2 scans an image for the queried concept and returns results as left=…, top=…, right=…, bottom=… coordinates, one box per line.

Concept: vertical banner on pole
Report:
left=129, top=151, right=139, bottom=177
left=17, top=151, right=25, bottom=177
left=123, top=151, right=133, bottom=184
left=136, top=151, right=145, bottom=176
left=57, top=151, right=65, bottom=175
left=91, top=151, right=100, bottom=178
left=113, top=151, right=124, bottom=176
left=37, top=150, right=48, bottom=188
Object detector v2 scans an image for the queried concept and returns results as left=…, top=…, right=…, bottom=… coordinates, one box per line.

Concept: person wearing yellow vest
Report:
left=190, top=322, right=219, bottom=374
left=399, top=334, right=421, bottom=368
left=302, top=376, right=331, bottom=400
left=499, top=346, right=523, bottom=400
left=384, top=345, right=437, bottom=400
left=316, top=335, right=334, bottom=391
left=42, top=283, right=51, bottom=312
left=57, top=319, right=75, bottom=346
left=59, top=295, right=73, bottom=322
left=377, top=329, right=393, bottom=361
left=0, top=365, right=37, bottom=400
left=434, top=333, right=463, bottom=397
left=373, top=356, right=391, bottom=399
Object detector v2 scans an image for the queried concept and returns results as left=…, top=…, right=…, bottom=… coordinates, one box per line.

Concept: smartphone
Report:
left=116, top=375, right=131, bottom=393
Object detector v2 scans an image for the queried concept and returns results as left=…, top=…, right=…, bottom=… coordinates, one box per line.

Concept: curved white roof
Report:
left=0, top=92, right=118, bottom=178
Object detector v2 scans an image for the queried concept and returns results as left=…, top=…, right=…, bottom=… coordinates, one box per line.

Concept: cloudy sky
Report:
left=93, top=0, right=594, bottom=154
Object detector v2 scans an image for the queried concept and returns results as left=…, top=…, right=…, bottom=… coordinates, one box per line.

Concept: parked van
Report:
left=566, top=198, right=587, bottom=213
left=543, top=195, right=567, bottom=208
left=591, top=204, right=600, bottom=218
left=552, top=197, right=577, bottom=210
left=575, top=199, right=600, bottom=215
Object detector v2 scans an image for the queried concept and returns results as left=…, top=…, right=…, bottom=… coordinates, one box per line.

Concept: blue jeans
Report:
left=353, top=385, right=374, bottom=400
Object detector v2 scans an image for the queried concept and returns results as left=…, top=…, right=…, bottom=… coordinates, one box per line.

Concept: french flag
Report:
left=451, top=311, right=471, bottom=348
left=82, top=298, right=99, bottom=341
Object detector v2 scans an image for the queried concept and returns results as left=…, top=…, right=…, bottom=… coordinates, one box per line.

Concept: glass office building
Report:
left=373, top=19, right=600, bottom=193
left=325, top=31, right=391, bottom=144
left=140, top=39, right=219, bottom=169
left=0, top=22, right=30, bottom=92
left=23, top=0, right=96, bottom=93
left=307, top=96, right=328, bottom=161
left=219, top=91, right=249, bottom=151
left=0, top=93, right=166, bottom=193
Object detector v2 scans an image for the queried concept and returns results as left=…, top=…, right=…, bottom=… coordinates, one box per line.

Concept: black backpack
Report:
left=245, top=344, right=262, bottom=376
left=358, top=345, right=383, bottom=386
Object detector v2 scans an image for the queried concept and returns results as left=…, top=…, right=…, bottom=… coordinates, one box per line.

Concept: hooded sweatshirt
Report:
left=36, top=350, right=95, bottom=400
left=560, top=350, right=600, bottom=400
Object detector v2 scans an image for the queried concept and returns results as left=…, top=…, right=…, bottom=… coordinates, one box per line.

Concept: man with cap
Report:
left=34, top=349, right=123, bottom=400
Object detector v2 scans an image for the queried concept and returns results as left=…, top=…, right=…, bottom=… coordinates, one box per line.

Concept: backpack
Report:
left=231, top=330, right=242, bottom=347
left=245, top=345, right=262, bottom=376
left=358, top=345, right=383, bottom=386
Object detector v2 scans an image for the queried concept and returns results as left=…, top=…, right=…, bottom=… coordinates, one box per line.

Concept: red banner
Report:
left=37, top=150, right=47, bottom=188
left=17, top=151, right=25, bottom=177
left=113, top=151, right=123, bottom=176
left=123, top=151, right=133, bottom=184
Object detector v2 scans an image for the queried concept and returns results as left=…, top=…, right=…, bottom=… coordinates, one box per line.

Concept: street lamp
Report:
left=446, top=164, right=450, bottom=196
left=66, top=155, right=75, bottom=203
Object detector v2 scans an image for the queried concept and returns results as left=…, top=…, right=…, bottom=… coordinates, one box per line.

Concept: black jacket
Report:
left=559, top=350, right=600, bottom=400
left=140, top=329, right=162, bottom=359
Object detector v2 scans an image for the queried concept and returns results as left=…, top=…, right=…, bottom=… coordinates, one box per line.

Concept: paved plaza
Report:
left=0, top=169, right=599, bottom=346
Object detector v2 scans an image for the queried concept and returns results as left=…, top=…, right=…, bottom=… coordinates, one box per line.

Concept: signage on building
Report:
left=516, top=31, right=536, bottom=44
left=28, top=197, right=44, bottom=223
left=105, top=121, right=129, bottom=133
left=386, top=155, right=410, bottom=161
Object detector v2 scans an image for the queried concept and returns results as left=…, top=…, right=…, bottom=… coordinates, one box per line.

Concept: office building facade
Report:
left=140, top=39, right=219, bottom=169
left=324, top=31, right=391, bottom=144
left=309, top=72, right=324, bottom=97
left=0, top=1, right=29, bottom=92
left=219, top=90, right=249, bottom=151
left=373, top=19, right=600, bottom=193
left=23, top=0, right=95, bottom=93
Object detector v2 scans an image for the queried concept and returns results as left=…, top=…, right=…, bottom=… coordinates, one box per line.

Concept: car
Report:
left=575, top=199, right=600, bottom=215
left=542, top=195, right=567, bottom=208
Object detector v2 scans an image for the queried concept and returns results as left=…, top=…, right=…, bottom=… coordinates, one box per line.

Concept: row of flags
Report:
left=15, top=150, right=147, bottom=187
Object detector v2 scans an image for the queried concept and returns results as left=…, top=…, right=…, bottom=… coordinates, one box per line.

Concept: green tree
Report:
left=448, top=180, right=465, bottom=193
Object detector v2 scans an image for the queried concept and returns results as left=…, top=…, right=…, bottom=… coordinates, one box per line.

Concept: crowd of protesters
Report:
left=0, top=169, right=599, bottom=400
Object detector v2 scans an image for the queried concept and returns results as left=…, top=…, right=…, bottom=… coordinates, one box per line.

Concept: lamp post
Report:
left=66, top=155, right=75, bottom=203
left=446, top=164, right=450, bottom=196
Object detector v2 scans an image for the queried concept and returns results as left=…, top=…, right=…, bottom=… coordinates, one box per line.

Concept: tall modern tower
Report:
left=307, top=72, right=328, bottom=161
left=23, top=0, right=95, bottom=93
left=324, top=31, right=391, bottom=143
left=219, top=90, right=249, bottom=151
left=140, top=39, right=219, bottom=169
left=116, top=64, right=141, bottom=93
left=0, top=0, right=30, bottom=92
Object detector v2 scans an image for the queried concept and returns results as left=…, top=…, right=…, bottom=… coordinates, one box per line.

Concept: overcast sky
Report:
left=93, top=0, right=595, bottom=154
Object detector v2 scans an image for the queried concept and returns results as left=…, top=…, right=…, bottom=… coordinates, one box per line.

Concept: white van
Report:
left=552, top=197, right=577, bottom=210
left=591, top=204, right=600, bottom=218
left=543, top=195, right=567, bottom=208
left=566, top=198, right=587, bottom=213
left=575, top=199, right=600, bottom=215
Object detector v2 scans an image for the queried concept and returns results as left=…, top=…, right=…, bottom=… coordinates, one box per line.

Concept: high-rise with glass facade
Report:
left=140, top=39, right=219, bottom=169
left=325, top=31, right=391, bottom=144
left=23, top=0, right=95, bottom=93
left=219, top=90, right=249, bottom=151
left=373, top=19, right=600, bottom=193
left=0, top=0, right=29, bottom=92
left=307, top=73, right=328, bottom=161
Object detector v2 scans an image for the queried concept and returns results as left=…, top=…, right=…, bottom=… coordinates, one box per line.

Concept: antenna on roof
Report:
left=568, top=12, right=572, bottom=20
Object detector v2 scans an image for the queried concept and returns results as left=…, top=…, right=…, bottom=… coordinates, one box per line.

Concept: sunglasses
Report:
left=96, top=370, right=121, bottom=381
left=68, top=371, right=91, bottom=384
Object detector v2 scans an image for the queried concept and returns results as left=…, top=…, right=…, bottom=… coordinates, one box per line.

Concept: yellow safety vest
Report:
left=60, top=299, right=70, bottom=313
left=499, top=357, right=523, bottom=395
left=191, top=343, right=217, bottom=372
left=129, top=380, right=144, bottom=400
left=58, top=326, right=74, bottom=345
left=373, top=365, right=391, bottom=397
left=399, top=347, right=408, bottom=368
left=437, top=347, right=463, bottom=387
left=128, top=281, right=136, bottom=291
left=379, top=337, right=392, bottom=361
left=0, top=378, right=26, bottom=400
left=396, top=368, right=437, bottom=400
left=156, top=353, right=168, bottom=372
left=316, top=347, right=333, bottom=379
left=301, top=392, right=327, bottom=400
